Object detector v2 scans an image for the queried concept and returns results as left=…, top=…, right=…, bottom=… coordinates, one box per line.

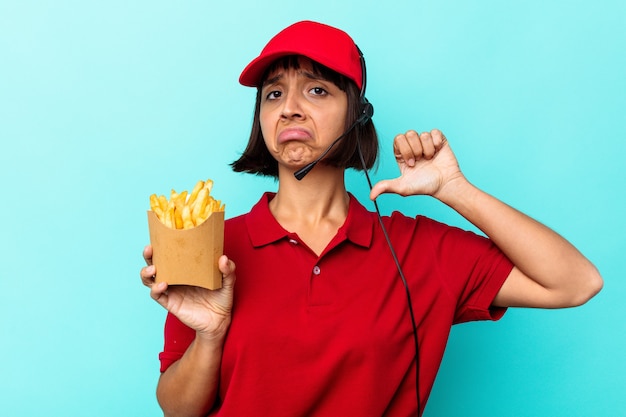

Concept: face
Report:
left=259, top=57, right=348, bottom=171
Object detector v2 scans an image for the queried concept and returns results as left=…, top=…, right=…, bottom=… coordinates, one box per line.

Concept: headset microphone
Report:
left=294, top=45, right=374, bottom=181
left=294, top=118, right=361, bottom=180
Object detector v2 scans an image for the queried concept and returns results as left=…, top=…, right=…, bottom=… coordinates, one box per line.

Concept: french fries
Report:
left=149, top=179, right=224, bottom=229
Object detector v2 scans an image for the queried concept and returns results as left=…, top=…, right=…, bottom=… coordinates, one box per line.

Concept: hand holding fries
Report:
left=149, top=179, right=224, bottom=229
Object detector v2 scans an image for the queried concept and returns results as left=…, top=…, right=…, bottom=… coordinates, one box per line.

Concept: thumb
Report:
left=370, top=178, right=396, bottom=201
left=219, top=255, right=236, bottom=287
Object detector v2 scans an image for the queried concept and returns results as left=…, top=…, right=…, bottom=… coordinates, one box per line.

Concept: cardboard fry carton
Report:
left=147, top=210, right=224, bottom=290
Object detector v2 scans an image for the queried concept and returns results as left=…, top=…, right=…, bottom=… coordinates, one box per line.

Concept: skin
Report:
left=140, top=58, right=603, bottom=417
left=140, top=251, right=235, bottom=417
left=370, top=129, right=603, bottom=308
left=259, top=64, right=348, bottom=169
left=259, top=60, right=351, bottom=255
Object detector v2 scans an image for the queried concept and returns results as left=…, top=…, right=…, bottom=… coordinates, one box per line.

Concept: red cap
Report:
left=239, top=21, right=362, bottom=89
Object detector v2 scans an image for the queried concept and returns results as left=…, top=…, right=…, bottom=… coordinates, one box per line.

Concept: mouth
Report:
left=277, top=127, right=312, bottom=144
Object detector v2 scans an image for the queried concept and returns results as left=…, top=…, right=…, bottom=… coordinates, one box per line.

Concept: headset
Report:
left=355, top=45, right=375, bottom=126
left=294, top=46, right=422, bottom=417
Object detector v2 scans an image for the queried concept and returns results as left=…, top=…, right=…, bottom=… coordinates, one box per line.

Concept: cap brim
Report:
left=239, top=52, right=293, bottom=87
left=239, top=50, right=362, bottom=89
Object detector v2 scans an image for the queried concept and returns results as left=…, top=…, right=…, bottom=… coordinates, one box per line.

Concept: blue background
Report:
left=1, top=1, right=624, bottom=415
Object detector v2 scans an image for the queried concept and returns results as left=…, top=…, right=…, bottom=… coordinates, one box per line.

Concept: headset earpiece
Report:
left=356, top=45, right=374, bottom=126
left=358, top=98, right=374, bottom=126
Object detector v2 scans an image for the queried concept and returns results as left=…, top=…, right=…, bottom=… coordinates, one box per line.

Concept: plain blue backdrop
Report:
left=1, top=1, right=624, bottom=415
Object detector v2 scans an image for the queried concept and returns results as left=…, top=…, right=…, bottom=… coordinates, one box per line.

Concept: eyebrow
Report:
left=263, top=73, right=283, bottom=86
left=262, top=70, right=326, bottom=87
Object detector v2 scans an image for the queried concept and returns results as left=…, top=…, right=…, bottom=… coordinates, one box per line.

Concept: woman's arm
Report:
left=370, top=129, right=603, bottom=308
left=141, top=248, right=236, bottom=416
left=435, top=176, right=602, bottom=308
left=156, top=332, right=226, bottom=417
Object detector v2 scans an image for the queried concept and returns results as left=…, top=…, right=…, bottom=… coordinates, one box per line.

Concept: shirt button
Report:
left=288, top=239, right=298, bottom=245
left=313, top=265, right=321, bottom=275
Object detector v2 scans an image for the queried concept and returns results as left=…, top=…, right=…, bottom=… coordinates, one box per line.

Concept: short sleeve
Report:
left=158, top=312, right=196, bottom=373
left=389, top=214, right=514, bottom=324
left=423, top=218, right=514, bottom=324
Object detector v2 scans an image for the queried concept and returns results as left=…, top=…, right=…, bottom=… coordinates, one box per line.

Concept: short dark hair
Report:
left=231, top=56, right=378, bottom=177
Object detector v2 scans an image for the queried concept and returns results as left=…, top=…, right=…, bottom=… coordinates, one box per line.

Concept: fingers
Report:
left=140, top=245, right=155, bottom=288
left=143, top=245, right=153, bottom=266
left=394, top=129, right=447, bottom=166
left=140, top=264, right=156, bottom=287
left=394, top=131, right=420, bottom=167
left=430, top=129, right=447, bottom=149
left=149, top=281, right=169, bottom=305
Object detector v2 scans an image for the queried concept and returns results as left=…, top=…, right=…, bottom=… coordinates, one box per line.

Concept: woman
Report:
left=140, top=21, right=602, bottom=417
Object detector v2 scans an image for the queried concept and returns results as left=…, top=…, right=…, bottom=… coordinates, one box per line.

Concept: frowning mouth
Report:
left=277, top=127, right=313, bottom=144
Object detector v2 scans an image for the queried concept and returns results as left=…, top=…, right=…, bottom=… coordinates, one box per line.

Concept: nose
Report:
left=280, top=91, right=304, bottom=121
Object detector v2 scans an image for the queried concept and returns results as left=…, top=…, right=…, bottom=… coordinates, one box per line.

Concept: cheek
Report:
left=320, top=108, right=348, bottom=138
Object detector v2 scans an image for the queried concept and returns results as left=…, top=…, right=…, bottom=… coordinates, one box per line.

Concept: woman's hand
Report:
left=370, top=129, right=465, bottom=201
left=140, top=245, right=236, bottom=340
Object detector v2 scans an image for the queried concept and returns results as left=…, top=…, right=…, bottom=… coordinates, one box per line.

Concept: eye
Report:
left=309, top=87, right=328, bottom=96
left=265, top=90, right=282, bottom=100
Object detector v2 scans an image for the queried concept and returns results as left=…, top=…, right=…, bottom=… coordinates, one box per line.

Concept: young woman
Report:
left=140, top=20, right=602, bottom=417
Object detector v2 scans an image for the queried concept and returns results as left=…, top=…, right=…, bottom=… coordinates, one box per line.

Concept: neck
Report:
left=270, top=165, right=349, bottom=226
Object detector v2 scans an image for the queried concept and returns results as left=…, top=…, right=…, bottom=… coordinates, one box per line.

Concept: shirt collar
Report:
left=245, top=192, right=374, bottom=249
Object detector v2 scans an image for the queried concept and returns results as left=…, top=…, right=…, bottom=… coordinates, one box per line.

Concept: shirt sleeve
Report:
left=413, top=215, right=514, bottom=324
left=158, top=312, right=196, bottom=373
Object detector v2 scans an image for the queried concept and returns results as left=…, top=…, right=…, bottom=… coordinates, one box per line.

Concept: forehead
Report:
left=261, top=55, right=349, bottom=89
left=259, top=55, right=354, bottom=100
left=263, top=56, right=317, bottom=80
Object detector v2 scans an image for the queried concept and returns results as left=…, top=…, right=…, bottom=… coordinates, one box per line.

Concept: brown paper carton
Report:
left=147, top=210, right=224, bottom=290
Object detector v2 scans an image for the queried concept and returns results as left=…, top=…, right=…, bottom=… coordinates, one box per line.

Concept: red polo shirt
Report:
left=159, top=192, right=513, bottom=416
